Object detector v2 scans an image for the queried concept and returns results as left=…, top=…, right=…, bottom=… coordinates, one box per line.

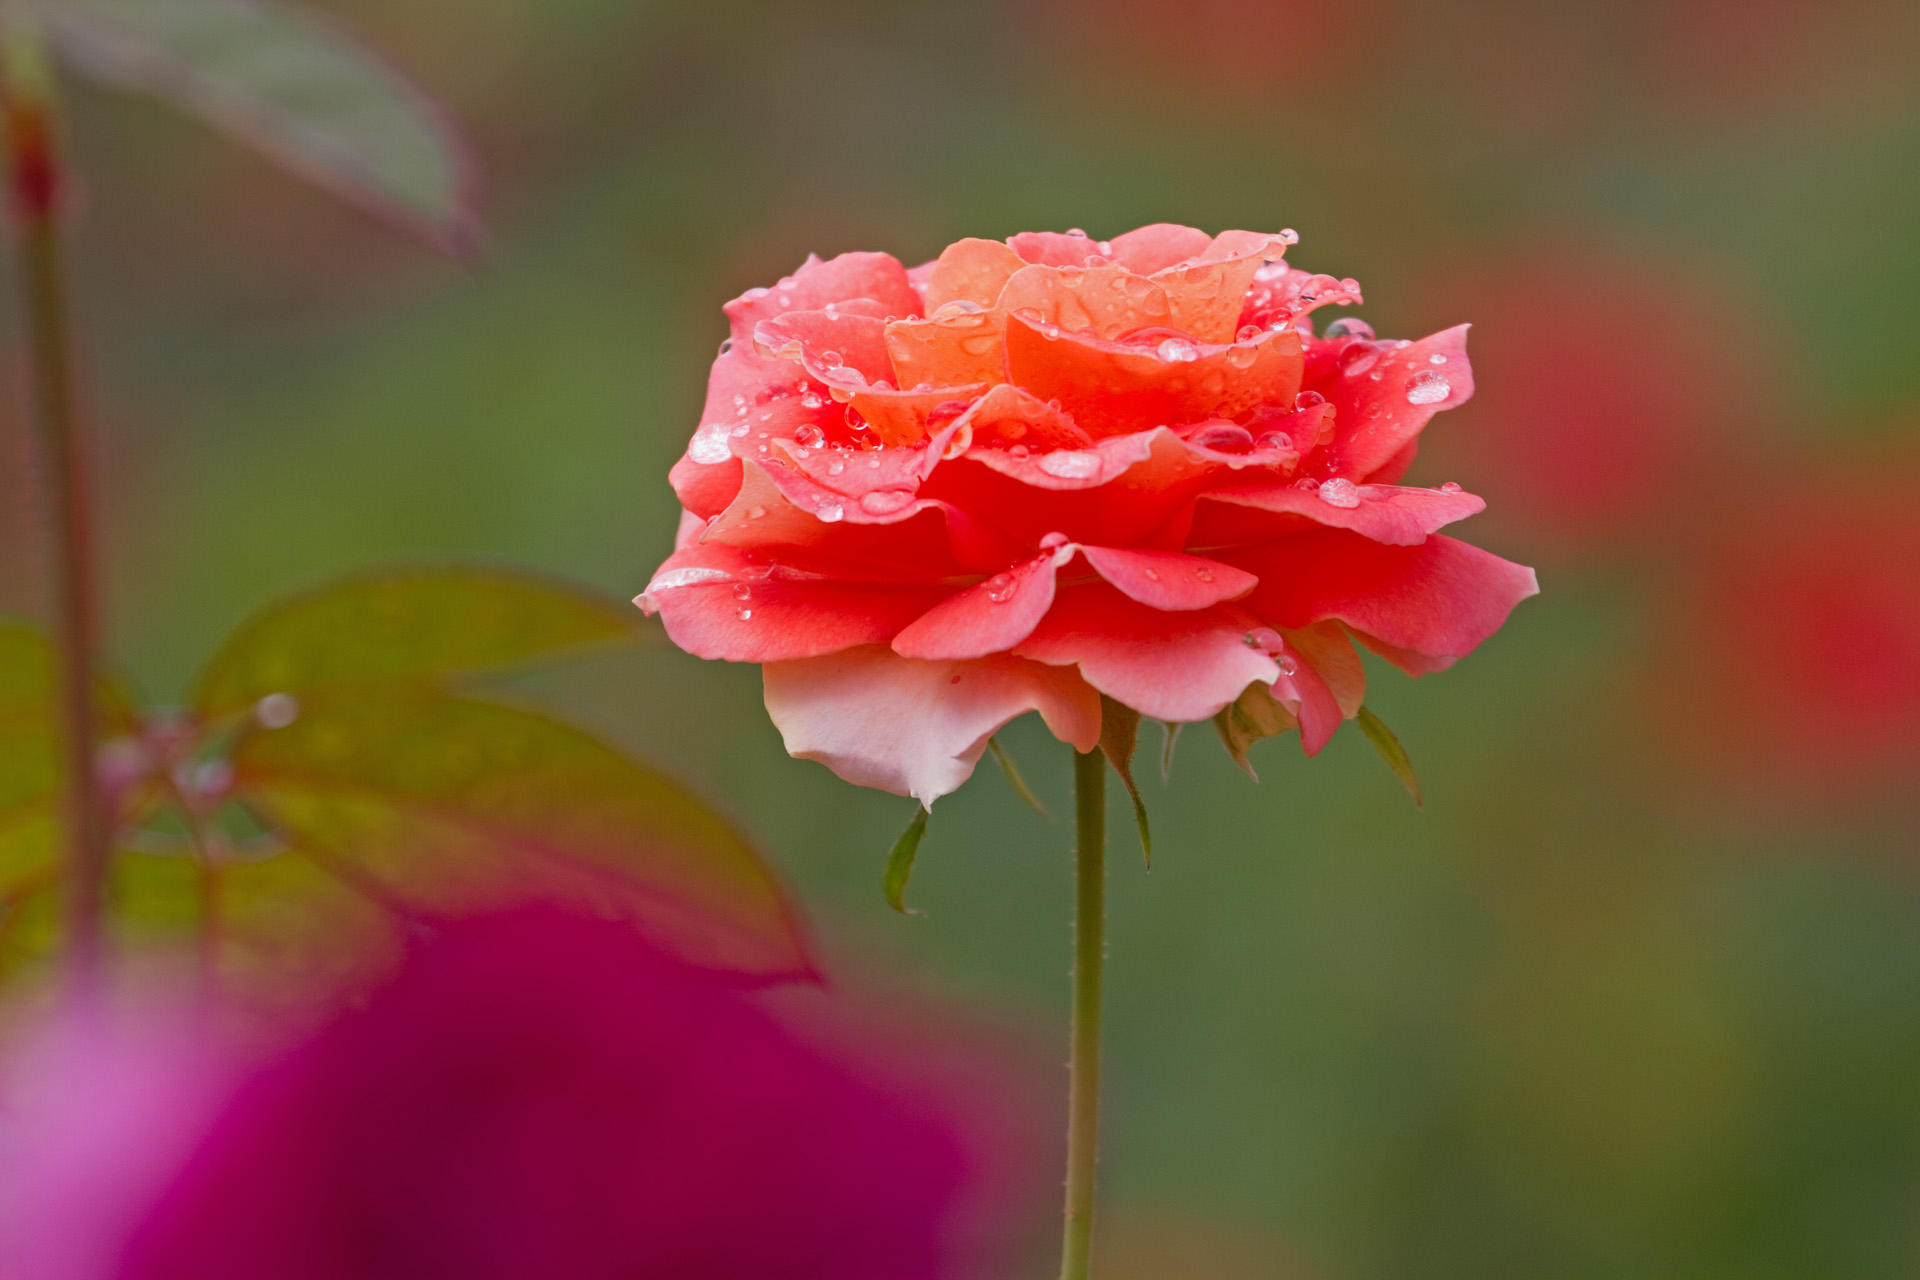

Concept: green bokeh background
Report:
left=5, top=2, right=1920, bottom=1276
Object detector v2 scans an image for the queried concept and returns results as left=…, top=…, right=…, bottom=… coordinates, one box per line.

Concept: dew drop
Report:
left=801, top=391, right=825, bottom=409
left=1008, top=444, right=1031, bottom=459
left=1278, top=228, right=1300, bottom=245
left=1195, top=567, right=1215, bottom=582
left=1338, top=340, right=1381, bottom=376
left=818, top=502, right=844, bottom=522
left=1236, top=324, right=1264, bottom=342
left=732, top=583, right=752, bottom=601
left=1405, top=370, right=1451, bottom=405
left=718, top=338, right=733, bottom=356
left=1224, top=344, right=1258, bottom=369
left=1324, top=318, right=1376, bottom=342
left=827, top=457, right=847, bottom=475
left=1254, top=431, right=1292, bottom=451
left=1039, top=531, right=1070, bottom=551
left=984, top=572, right=1018, bottom=603
left=1318, top=478, right=1362, bottom=508
left=646, top=566, right=734, bottom=592
left=736, top=608, right=753, bottom=621
left=794, top=424, right=826, bottom=450
left=959, top=333, right=1000, bottom=355
left=1039, top=450, right=1101, bottom=479
left=1429, top=352, right=1448, bottom=365
left=688, top=424, right=732, bottom=464
left=818, top=350, right=844, bottom=370
left=747, top=505, right=767, bottom=519
left=1143, top=567, right=1159, bottom=580
left=729, top=423, right=751, bottom=438
left=859, top=488, right=915, bottom=515
left=255, top=692, right=301, bottom=730
left=1277, top=654, right=1299, bottom=677
left=1242, top=627, right=1283, bottom=653
left=1156, top=337, right=1201, bottom=363
left=1295, top=390, right=1327, bottom=409
left=1439, top=481, right=1464, bottom=495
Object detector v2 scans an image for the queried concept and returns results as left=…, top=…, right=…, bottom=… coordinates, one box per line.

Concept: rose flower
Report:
left=641, top=225, right=1538, bottom=804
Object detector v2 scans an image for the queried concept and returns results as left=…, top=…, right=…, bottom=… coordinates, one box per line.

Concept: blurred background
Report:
left=5, top=0, right=1920, bottom=1275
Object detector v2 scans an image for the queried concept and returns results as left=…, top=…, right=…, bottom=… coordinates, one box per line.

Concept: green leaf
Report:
left=0, top=623, right=58, bottom=838
left=1212, top=681, right=1298, bottom=780
left=882, top=805, right=929, bottom=916
left=1098, top=696, right=1151, bottom=864
left=1356, top=705, right=1422, bottom=807
left=29, top=0, right=481, bottom=253
left=193, top=563, right=642, bottom=720
left=229, top=692, right=814, bottom=980
left=987, top=736, right=1050, bottom=820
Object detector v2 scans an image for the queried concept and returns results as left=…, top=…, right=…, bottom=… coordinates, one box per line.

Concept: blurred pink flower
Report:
left=1411, top=245, right=1779, bottom=557
left=2, top=910, right=975, bottom=1280
left=1659, top=455, right=1920, bottom=801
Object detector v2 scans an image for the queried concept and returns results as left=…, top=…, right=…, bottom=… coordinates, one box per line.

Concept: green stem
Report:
left=1060, top=747, right=1107, bottom=1280
left=1, top=25, right=110, bottom=990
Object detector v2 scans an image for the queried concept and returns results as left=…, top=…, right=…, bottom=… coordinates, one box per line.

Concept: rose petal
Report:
left=997, top=264, right=1174, bottom=341
left=951, top=384, right=1093, bottom=451
left=1303, top=325, right=1475, bottom=480
left=1004, top=313, right=1303, bottom=438
left=1006, top=231, right=1108, bottom=268
left=1107, top=223, right=1214, bottom=275
left=892, top=550, right=1068, bottom=660
left=1078, top=546, right=1257, bottom=610
left=923, top=238, right=1026, bottom=311
left=1238, top=265, right=1364, bottom=330
left=670, top=452, right=744, bottom=521
left=885, top=310, right=1007, bottom=391
left=724, top=251, right=922, bottom=343
left=1195, top=482, right=1486, bottom=547
left=639, top=544, right=945, bottom=663
left=1013, top=585, right=1280, bottom=722
left=1271, top=633, right=1345, bottom=755
left=1282, top=620, right=1366, bottom=719
left=850, top=383, right=992, bottom=448
left=1234, top=530, right=1538, bottom=671
left=754, top=310, right=895, bottom=386
left=1152, top=231, right=1292, bottom=343
left=763, top=648, right=1101, bottom=806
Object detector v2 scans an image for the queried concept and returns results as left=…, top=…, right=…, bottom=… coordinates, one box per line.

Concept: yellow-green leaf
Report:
left=193, top=563, right=641, bottom=720
left=1212, top=681, right=1298, bottom=780
left=987, top=736, right=1050, bottom=820
left=882, top=805, right=929, bottom=916
left=229, top=693, right=814, bottom=980
left=30, top=0, right=481, bottom=253
left=1099, top=695, right=1151, bottom=864
left=1356, top=705, right=1422, bottom=807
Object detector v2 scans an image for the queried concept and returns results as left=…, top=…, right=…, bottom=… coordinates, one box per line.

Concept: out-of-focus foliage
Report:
left=0, top=565, right=814, bottom=994
left=24, top=0, right=478, bottom=250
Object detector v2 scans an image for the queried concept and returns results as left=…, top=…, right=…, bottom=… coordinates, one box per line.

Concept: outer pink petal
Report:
left=1194, top=482, right=1486, bottom=546
left=1014, top=585, right=1280, bottom=722
left=1006, top=231, right=1108, bottom=268
left=639, top=544, right=945, bottom=663
left=754, top=310, right=895, bottom=385
left=1235, top=530, right=1539, bottom=669
left=923, top=237, right=1027, bottom=311
left=1302, top=325, right=1475, bottom=480
left=1283, top=620, right=1366, bottom=719
left=1079, top=546, right=1257, bottom=610
left=892, top=550, right=1066, bottom=660
left=1273, top=634, right=1345, bottom=756
left=763, top=648, right=1102, bottom=806
left=1107, top=224, right=1214, bottom=275
left=723, top=251, right=922, bottom=343
left=669, top=453, right=743, bottom=521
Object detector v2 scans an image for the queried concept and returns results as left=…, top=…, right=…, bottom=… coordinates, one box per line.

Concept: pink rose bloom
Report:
left=642, top=225, right=1537, bottom=802
left=1, top=911, right=973, bottom=1280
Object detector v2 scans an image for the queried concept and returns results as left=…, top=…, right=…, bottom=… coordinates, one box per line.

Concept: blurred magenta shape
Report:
left=7, top=909, right=971, bottom=1280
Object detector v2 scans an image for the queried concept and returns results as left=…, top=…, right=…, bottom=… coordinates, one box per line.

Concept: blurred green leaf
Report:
left=1099, top=696, right=1151, bottom=864
left=230, top=692, right=813, bottom=979
left=193, top=563, right=642, bottom=720
left=29, top=0, right=481, bottom=253
left=1356, top=705, right=1422, bottom=807
left=1212, top=682, right=1298, bottom=781
left=987, top=736, right=1050, bottom=821
left=882, top=805, right=929, bottom=917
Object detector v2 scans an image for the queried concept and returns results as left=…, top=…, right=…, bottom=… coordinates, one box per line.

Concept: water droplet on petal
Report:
left=717, top=338, right=733, bottom=356
left=732, top=583, right=752, bottom=601
left=688, top=423, right=732, bottom=465
left=1338, top=340, right=1381, bottom=376
left=1279, top=228, right=1300, bottom=245
left=1318, top=478, right=1362, bottom=508
left=1195, top=567, right=1214, bottom=582
left=1224, top=344, right=1258, bottom=369
left=1295, top=390, right=1326, bottom=409
left=1277, top=654, right=1299, bottom=677
left=1439, top=481, right=1463, bottom=495
left=817, top=502, right=844, bottom=522
left=1406, top=370, right=1451, bottom=405
left=794, top=424, right=826, bottom=450
left=818, top=350, right=844, bottom=370
left=1156, top=338, right=1201, bottom=363
left=1242, top=627, right=1283, bottom=653
left=1143, top=567, right=1159, bottom=580
left=801, top=391, right=825, bottom=409
left=859, top=488, right=915, bottom=515
left=1039, top=450, right=1101, bottom=479
left=736, top=608, right=753, bottom=620
left=1008, top=444, right=1031, bottom=459
left=1324, top=318, right=1376, bottom=342
left=646, top=566, right=734, bottom=592
left=747, top=505, right=767, bottom=519
left=1429, top=352, right=1448, bottom=365
left=827, top=457, right=846, bottom=475
left=1236, top=324, right=1264, bottom=342
left=1039, top=531, right=1070, bottom=551
left=984, top=572, right=1018, bottom=603
left=1254, top=431, right=1291, bottom=451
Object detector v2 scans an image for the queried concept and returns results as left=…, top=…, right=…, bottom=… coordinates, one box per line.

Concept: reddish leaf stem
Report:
left=1, top=24, right=110, bottom=990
